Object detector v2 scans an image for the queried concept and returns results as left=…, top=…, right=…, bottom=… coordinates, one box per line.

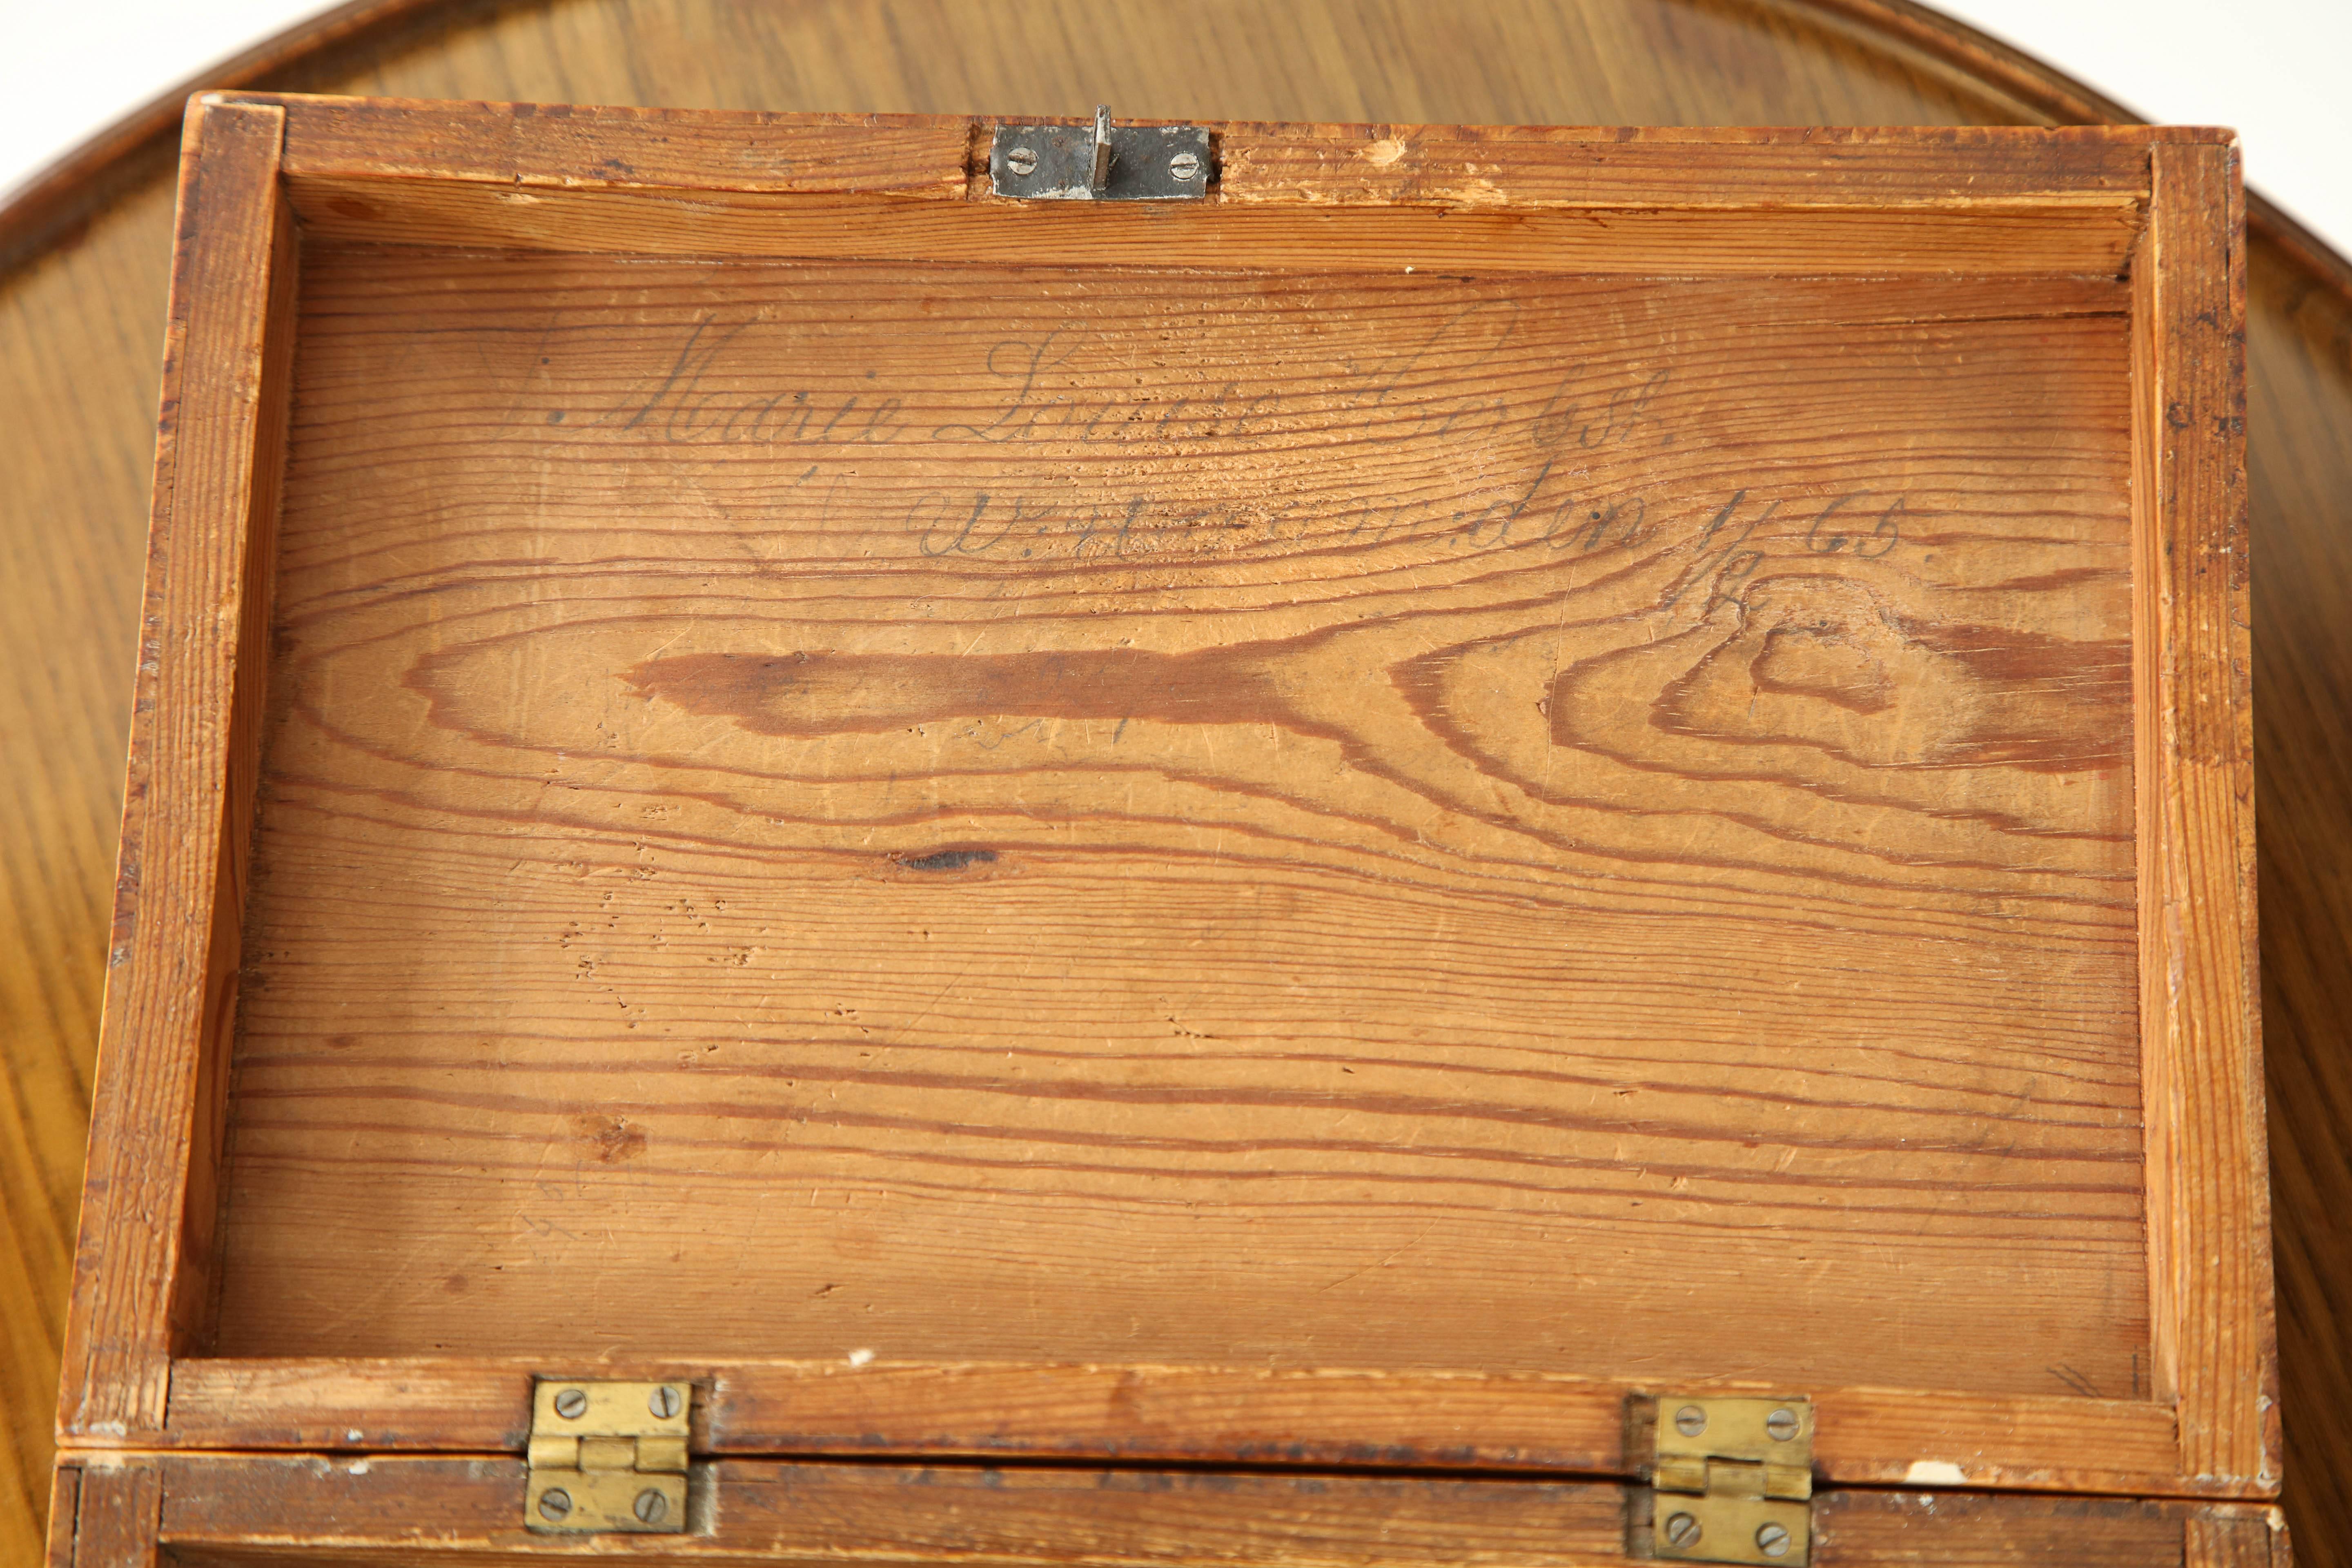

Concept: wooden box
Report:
left=50, top=93, right=2273, bottom=1566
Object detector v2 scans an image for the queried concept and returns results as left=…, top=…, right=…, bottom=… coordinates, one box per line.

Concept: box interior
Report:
left=209, top=227, right=2147, bottom=1403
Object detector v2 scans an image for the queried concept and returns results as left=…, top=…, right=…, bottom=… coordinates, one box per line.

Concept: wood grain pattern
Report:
left=199, top=236, right=2155, bottom=1414
left=271, top=98, right=2179, bottom=207
left=54, top=98, right=295, bottom=1443
left=43, top=1464, right=78, bottom=1568
left=285, top=172, right=2153, bottom=276
left=274, top=96, right=974, bottom=195
left=154, top=1457, right=1630, bottom=1566
left=3, top=0, right=2343, bottom=1561
left=47, top=1459, right=162, bottom=1568
left=262, top=95, right=2196, bottom=216
left=125, top=1452, right=2283, bottom=1566
left=2187, top=1509, right=2292, bottom=1568
left=2131, top=140, right=2274, bottom=1487
left=1212, top=121, right=2179, bottom=208
left=47, top=100, right=2266, bottom=1544
left=159, top=1356, right=2187, bottom=1495
left=263, top=104, right=2165, bottom=276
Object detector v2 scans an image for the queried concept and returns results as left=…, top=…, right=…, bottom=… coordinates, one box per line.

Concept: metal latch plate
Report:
left=526, top=1467, right=687, bottom=1534
left=525, top=1378, right=691, bottom=1534
left=1642, top=1395, right=1813, bottom=1566
left=990, top=107, right=1209, bottom=200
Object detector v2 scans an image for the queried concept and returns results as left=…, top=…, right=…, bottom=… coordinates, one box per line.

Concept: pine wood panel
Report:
left=46, top=1459, right=160, bottom=1568
left=264, top=107, right=2169, bottom=277
left=1213, top=122, right=2172, bottom=208
left=2188, top=1510, right=2294, bottom=1568
left=53, top=99, right=296, bottom=1445
left=60, top=1452, right=2275, bottom=1567
left=283, top=172, right=2151, bottom=276
left=159, top=1356, right=2188, bottom=1495
left=276, top=99, right=974, bottom=196
left=275, top=99, right=2172, bottom=206
left=200, top=238, right=2153, bottom=1409
left=3, top=0, right=2345, bottom=1561
left=43, top=1465, right=78, bottom=1568
left=2129, top=141, right=2272, bottom=1486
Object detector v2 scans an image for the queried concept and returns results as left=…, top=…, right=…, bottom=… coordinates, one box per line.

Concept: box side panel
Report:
left=261, top=104, right=2160, bottom=278
left=56, top=96, right=295, bottom=1443
left=49, top=1459, right=161, bottom=1568
left=145, top=1454, right=2270, bottom=1566
left=263, top=100, right=2168, bottom=208
left=159, top=1357, right=2186, bottom=1495
left=43, top=1463, right=77, bottom=1568
left=2185, top=1508, right=2290, bottom=1567
left=68, top=108, right=2245, bottom=1500
left=268, top=98, right=973, bottom=198
left=174, top=128, right=298, bottom=1367
left=2132, top=140, right=2271, bottom=1488
left=283, top=174, right=2145, bottom=277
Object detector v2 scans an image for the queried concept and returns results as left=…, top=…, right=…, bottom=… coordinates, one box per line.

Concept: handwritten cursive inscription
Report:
left=570, top=306, right=1906, bottom=599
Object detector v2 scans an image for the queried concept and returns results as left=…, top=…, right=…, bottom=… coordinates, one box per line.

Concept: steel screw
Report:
left=1663, top=1512, right=1702, bottom=1550
left=1006, top=146, right=1038, bottom=176
left=1756, top=1522, right=1793, bottom=1558
left=1169, top=151, right=1202, bottom=182
left=649, top=1385, right=682, bottom=1419
left=552, top=1388, right=588, bottom=1419
left=1673, top=1405, right=1707, bottom=1437
left=635, top=1488, right=670, bottom=1525
left=1765, top=1407, right=1801, bottom=1442
left=537, top=1488, right=573, bottom=1522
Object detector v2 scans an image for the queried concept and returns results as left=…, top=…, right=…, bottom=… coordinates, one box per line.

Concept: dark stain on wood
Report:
left=898, top=848, right=998, bottom=872
left=621, top=648, right=1289, bottom=737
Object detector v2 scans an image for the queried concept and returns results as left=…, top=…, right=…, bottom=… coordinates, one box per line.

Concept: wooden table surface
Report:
left=2, top=1, right=2346, bottom=1563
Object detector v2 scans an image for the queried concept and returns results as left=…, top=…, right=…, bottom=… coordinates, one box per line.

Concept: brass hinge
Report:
left=524, top=1379, right=691, bottom=1533
left=1638, top=1395, right=1814, bottom=1566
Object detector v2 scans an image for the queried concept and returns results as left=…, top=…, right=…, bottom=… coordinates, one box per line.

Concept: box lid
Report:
left=57, top=95, right=2269, bottom=1554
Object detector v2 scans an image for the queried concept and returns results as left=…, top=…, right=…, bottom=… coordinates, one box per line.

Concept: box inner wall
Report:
left=212, top=244, right=2149, bottom=1400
